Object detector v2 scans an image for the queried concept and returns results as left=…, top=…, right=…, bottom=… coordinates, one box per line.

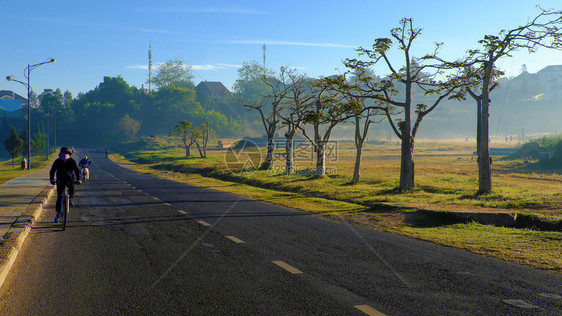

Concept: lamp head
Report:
left=49, top=58, right=56, bottom=63
left=6, top=76, right=12, bottom=81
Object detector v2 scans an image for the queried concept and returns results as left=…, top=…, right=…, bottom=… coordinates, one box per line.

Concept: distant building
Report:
left=536, top=65, right=562, bottom=101
left=195, top=81, right=230, bottom=98
left=0, top=90, right=26, bottom=131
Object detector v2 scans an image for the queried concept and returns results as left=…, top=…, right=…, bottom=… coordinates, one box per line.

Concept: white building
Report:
left=536, top=65, right=562, bottom=101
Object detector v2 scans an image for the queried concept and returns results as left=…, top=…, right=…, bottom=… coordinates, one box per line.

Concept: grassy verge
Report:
left=0, top=156, right=52, bottom=185
left=111, top=147, right=562, bottom=273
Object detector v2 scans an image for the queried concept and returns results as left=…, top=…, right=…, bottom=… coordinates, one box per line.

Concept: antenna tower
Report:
left=262, top=44, right=267, bottom=75
left=148, top=41, right=153, bottom=93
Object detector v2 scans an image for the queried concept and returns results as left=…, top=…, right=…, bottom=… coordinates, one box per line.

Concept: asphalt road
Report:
left=0, top=148, right=560, bottom=315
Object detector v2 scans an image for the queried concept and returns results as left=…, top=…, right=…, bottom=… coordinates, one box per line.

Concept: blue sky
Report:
left=1, top=0, right=561, bottom=98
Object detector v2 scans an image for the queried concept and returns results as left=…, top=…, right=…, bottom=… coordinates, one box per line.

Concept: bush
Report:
left=119, top=137, right=175, bottom=153
left=505, top=141, right=543, bottom=160
left=547, top=140, right=562, bottom=167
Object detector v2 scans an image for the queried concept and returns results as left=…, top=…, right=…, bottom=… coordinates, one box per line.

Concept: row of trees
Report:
left=239, top=8, right=562, bottom=194
left=169, top=120, right=213, bottom=158
left=2, top=58, right=249, bottom=160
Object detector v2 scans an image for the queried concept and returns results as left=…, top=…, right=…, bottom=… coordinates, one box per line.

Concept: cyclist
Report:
left=49, top=147, right=81, bottom=223
left=78, top=155, right=92, bottom=181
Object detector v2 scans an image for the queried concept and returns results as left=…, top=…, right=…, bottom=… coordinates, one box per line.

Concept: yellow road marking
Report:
left=354, top=305, right=385, bottom=316
left=197, top=220, right=211, bottom=227
left=225, top=236, right=245, bottom=243
left=163, top=202, right=171, bottom=206
left=272, top=261, right=303, bottom=274
left=177, top=210, right=188, bottom=215
left=152, top=196, right=160, bottom=200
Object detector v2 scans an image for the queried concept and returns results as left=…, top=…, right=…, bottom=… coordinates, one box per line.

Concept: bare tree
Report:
left=296, top=76, right=360, bottom=176
left=194, top=120, right=214, bottom=158
left=344, top=18, right=466, bottom=191
left=461, top=7, right=562, bottom=193
left=241, top=68, right=291, bottom=169
left=169, top=120, right=197, bottom=157
left=351, top=107, right=384, bottom=184
left=278, top=69, right=314, bottom=174
left=329, top=72, right=385, bottom=184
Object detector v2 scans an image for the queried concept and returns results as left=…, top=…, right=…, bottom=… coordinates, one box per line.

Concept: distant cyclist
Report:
left=50, top=147, right=81, bottom=223
left=78, top=155, right=92, bottom=181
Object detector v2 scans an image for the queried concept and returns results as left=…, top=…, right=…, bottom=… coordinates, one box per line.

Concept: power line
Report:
left=150, top=27, right=205, bottom=82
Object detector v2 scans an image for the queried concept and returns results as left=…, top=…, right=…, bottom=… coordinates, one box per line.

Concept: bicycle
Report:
left=81, top=166, right=90, bottom=182
left=61, top=185, right=70, bottom=230
left=56, top=179, right=79, bottom=230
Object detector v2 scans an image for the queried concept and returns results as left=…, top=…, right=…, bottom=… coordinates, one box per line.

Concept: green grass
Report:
left=392, top=223, right=562, bottom=272
left=0, top=155, right=52, bottom=185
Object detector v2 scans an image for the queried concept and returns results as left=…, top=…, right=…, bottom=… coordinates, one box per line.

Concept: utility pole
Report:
left=505, top=120, right=508, bottom=142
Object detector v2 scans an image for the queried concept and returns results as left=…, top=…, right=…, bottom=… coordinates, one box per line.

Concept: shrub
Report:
left=505, top=141, right=542, bottom=160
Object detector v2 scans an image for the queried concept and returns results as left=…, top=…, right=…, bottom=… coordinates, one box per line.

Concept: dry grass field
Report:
left=166, top=139, right=562, bottom=218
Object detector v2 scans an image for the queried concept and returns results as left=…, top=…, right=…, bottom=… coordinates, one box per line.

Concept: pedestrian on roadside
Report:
left=49, top=147, right=81, bottom=223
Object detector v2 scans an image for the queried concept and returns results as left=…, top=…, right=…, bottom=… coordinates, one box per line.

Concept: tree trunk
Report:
left=478, top=91, right=492, bottom=193
left=183, top=141, right=191, bottom=157
left=196, top=143, right=204, bottom=158
left=263, top=135, right=275, bottom=169
left=476, top=98, right=481, bottom=158
left=316, top=141, right=326, bottom=176
left=285, top=133, right=294, bottom=174
left=399, top=134, right=415, bottom=191
left=352, top=142, right=363, bottom=184
left=352, top=116, right=370, bottom=184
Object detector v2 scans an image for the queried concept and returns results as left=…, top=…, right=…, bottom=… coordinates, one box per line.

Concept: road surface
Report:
left=0, top=148, right=560, bottom=315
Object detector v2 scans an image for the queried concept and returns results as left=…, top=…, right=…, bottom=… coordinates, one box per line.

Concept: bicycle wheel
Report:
left=62, top=194, right=69, bottom=230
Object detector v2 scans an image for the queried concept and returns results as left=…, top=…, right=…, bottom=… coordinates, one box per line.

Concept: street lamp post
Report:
left=6, top=58, right=55, bottom=170
left=46, top=109, right=50, bottom=160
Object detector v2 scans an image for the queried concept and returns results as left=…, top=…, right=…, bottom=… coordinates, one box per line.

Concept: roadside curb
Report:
left=0, top=185, right=56, bottom=289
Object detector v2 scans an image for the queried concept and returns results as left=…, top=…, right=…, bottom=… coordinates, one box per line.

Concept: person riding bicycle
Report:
left=50, top=147, right=81, bottom=223
left=78, top=155, right=92, bottom=181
